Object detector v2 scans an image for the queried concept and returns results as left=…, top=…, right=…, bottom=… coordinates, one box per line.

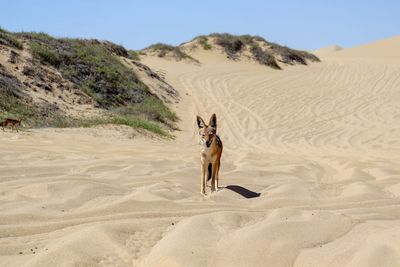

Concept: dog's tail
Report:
left=207, top=163, right=212, bottom=181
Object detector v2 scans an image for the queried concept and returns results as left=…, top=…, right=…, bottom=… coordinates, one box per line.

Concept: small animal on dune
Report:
left=0, top=118, right=21, bottom=132
left=196, top=113, right=223, bottom=195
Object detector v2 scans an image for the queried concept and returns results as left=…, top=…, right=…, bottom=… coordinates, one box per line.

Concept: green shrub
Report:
left=55, top=38, right=150, bottom=107
left=144, top=43, right=198, bottom=63
left=0, top=92, right=37, bottom=121
left=0, top=28, right=23, bottom=49
left=110, top=116, right=169, bottom=136
left=30, top=42, right=61, bottom=67
left=18, top=31, right=54, bottom=42
left=71, top=115, right=171, bottom=137
left=114, top=95, right=178, bottom=128
left=0, top=71, right=37, bottom=125
left=198, top=36, right=212, bottom=50
left=147, top=43, right=175, bottom=51
left=128, top=50, right=140, bottom=60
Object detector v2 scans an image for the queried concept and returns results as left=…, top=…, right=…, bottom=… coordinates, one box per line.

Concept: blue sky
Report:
left=1, top=1, right=399, bottom=50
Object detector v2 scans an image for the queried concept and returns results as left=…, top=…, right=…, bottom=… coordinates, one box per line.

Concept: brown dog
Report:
left=196, top=114, right=223, bottom=195
left=0, top=118, right=21, bottom=132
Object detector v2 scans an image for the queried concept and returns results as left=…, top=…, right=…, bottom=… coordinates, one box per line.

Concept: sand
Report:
left=313, top=44, right=343, bottom=57
left=1, top=36, right=400, bottom=267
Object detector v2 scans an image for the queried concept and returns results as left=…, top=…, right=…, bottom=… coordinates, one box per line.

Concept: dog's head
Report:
left=196, top=114, right=217, bottom=147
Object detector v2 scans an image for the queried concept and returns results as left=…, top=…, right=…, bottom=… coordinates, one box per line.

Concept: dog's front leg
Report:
left=214, top=160, right=220, bottom=192
left=200, top=163, right=206, bottom=195
left=211, top=163, right=216, bottom=192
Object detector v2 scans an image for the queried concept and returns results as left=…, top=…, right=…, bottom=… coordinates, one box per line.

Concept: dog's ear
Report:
left=209, top=113, right=217, bottom=129
left=196, top=116, right=206, bottom=129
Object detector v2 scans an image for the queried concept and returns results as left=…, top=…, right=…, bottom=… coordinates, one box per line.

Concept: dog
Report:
left=0, top=118, right=21, bottom=132
left=196, top=113, right=223, bottom=195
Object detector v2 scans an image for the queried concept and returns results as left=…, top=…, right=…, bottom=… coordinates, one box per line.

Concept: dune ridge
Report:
left=313, top=45, right=343, bottom=56
left=320, top=36, right=400, bottom=59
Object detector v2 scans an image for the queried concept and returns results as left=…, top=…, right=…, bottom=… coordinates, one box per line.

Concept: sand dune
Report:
left=323, top=36, right=400, bottom=59
left=313, top=45, right=343, bottom=56
left=1, top=37, right=400, bottom=266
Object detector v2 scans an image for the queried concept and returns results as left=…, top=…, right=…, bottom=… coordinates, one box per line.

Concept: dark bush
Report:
left=212, top=33, right=245, bottom=58
left=267, top=42, right=320, bottom=64
left=250, top=44, right=281, bottom=69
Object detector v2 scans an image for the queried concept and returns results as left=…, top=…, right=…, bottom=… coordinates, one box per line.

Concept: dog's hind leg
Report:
left=207, top=163, right=212, bottom=181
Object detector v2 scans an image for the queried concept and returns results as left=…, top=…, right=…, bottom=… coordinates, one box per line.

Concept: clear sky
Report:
left=1, top=1, right=399, bottom=51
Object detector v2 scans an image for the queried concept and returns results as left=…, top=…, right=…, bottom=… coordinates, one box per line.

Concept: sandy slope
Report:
left=313, top=45, right=343, bottom=57
left=1, top=37, right=400, bottom=267
left=332, top=36, right=400, bottom=59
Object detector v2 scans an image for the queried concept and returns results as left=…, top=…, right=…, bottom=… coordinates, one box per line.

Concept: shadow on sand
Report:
left=224, top=185, right=261, bottom=199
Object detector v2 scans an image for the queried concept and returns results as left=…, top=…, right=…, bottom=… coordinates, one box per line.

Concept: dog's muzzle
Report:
left=206, top=139, right=213, bottom=147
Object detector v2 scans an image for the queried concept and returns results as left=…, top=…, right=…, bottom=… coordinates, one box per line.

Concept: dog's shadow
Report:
left=223, top=185, right=261, bottom=199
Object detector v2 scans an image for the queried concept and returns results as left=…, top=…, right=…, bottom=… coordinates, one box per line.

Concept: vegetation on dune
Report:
left=209, top=33, right=282, bottom=68
left=143, top=43, right=199, bottom=63
left=143, top=33, right=318, bottom=70
left=197, top=36, right=212, bottom=50
left=30, top=42, right=61, bottom=67
left=0, top=88, right=172, bottom=136
left=0, top=27, right=23, bottom=50
left=0, top=87, right=63, bottom=128
left=128, top=50, right=141, bottom=61
left=0, top=91, right=37, bottom=124
left=0, top=68, right=37, bottom=124
left=17, top=31, right=53, bottom=41
left=0, top=30, right=178, bottom=136
left=21, top=32, right=152, bottom=107
left=211, top=33, right=246, bottom=59
left=114, top=95, right=178, bottom=129
left=207, top=33, right=319, bottom=68
left=62, top=39, right=150, bottom=107
left=298, top=51, right=320, bottom=63
left=249, top=43, right=281, bottom=69
left=48, top=115, right=172, bottom=137
left=267, top=41, right=320, bottom=64
left=79, top=116, right=171, bottom=137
